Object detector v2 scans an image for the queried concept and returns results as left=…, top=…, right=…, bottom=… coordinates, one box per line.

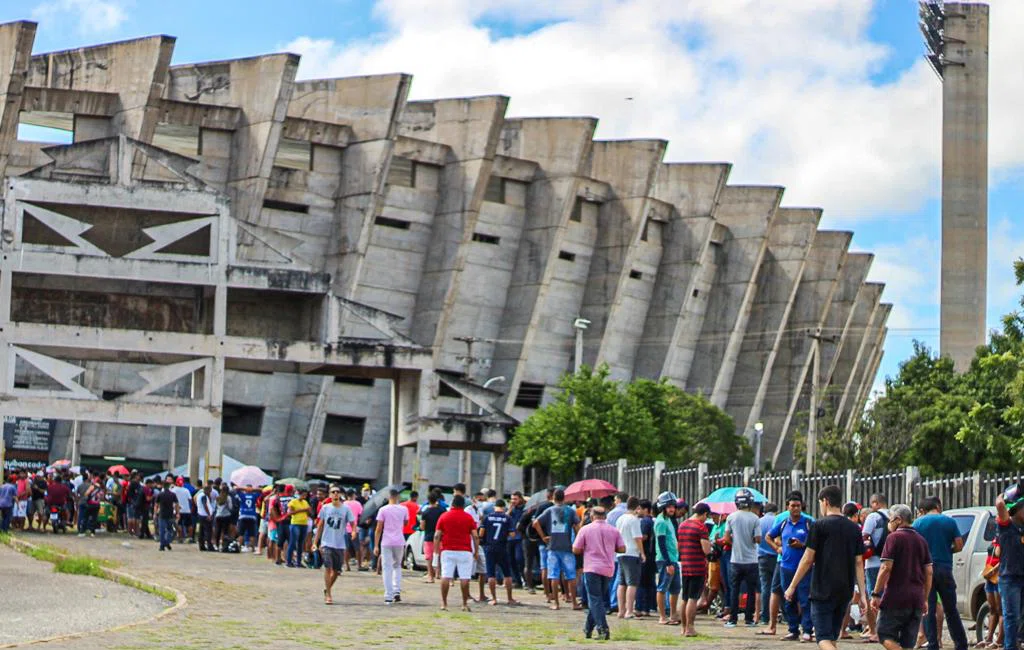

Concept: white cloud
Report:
left=32, top=0, right=128, bottom=35
left=866, top=234, right=939, bottom=335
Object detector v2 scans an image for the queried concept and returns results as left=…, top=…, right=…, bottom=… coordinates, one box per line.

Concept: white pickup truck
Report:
left=945, top=507, right=998, bottom=643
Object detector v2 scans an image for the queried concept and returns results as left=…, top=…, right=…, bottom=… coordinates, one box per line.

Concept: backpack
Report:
left=868, top=511, right=890, bottom=554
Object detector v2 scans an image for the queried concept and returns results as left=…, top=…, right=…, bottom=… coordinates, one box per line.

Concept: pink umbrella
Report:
left=108, top=464, right=129, bottom=475
left=563, top=478, right=618, bottom=503
left=229, top=465, right=272, bottom=488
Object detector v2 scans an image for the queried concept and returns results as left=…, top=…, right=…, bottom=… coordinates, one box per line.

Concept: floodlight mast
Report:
left=919, top=0, right=946, bottom=79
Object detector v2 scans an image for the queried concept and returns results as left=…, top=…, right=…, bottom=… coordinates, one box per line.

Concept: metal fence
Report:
left=980, top=472, right=1024, bottom=506
left=622, top=464, right=655, bottom=501
left=704, top=469, right=745, bottom=493
left=752, top=472, right=794, bottom=506
left=851, top=471, right=905, bottom=507
left=661, top=466, right=700, bottom=502
left=799, top=472, right=847, bottom=505
left=915, top=472, right=975, bottom=510
left=585, top=460, right=619, bottom=484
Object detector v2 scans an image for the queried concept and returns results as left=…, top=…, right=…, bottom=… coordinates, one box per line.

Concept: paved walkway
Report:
left=0, top=543, right=167, bottom=646
left=9, top=531, right=770, bottom=649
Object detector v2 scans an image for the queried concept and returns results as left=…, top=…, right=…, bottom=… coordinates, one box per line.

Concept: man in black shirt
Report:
left=785, top=485, right=867, bottom=650
left=996, top=486, right=1024, bottom=650
left=419, top=492, right=445, bottom=583
left=155, top=478, right=180, bottom=551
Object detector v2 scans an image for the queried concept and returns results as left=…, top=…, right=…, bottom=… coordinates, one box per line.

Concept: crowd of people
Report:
left=5, top=465, right=1024, bottom=649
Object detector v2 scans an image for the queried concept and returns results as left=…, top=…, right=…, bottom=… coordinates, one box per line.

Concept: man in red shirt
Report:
left=401, top=491, right=419, bottom=539
left=677, top=503, right=713, bottom=637
left=435, top=494, right=479, bottom=612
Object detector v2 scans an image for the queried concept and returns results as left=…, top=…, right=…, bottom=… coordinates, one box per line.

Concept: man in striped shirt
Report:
left=677, top=503, right=713, bottom=637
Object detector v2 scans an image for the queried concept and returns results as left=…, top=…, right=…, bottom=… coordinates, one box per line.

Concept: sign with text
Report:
left=3, top=416, right=56, bottom=453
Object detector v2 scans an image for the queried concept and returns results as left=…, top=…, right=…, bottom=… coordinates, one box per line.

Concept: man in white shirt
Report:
left=614, top=497, right=645, bottom=619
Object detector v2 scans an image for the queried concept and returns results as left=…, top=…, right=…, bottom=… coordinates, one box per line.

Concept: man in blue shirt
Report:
left=768, top=495, right=814, bottom=641
left=757, top=502, right=779, bottom=625
left=481, top=499, right=519, bottom=605
left=913, top=496, right=967, bottom=650
left=0, top=475, right=17, bottom=532
left=236, top=488, right=260, bottom=551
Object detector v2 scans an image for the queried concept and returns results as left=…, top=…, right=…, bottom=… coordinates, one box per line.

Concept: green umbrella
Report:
left=275, top=477, right=309, bottom=491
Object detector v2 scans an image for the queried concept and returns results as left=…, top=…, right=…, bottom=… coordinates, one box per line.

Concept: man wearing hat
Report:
left=995, top=485, right=1024, bottom=650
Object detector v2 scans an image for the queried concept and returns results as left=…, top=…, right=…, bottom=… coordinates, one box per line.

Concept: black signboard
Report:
left=3, top=416, right=55, bottom=452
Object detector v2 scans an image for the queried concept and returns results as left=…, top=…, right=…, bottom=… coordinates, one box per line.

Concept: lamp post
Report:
left=753, top=421, right=764, bottom=470
left=572, top=317, right=590, bottom=373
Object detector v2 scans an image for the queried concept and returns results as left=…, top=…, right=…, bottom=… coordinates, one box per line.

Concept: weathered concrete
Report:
left=829, top=282, right=884, bottom=429
left=0, top=22, right=35, bottom=180
left=937, top=3, right=989, bottom=370
left=685, top=186, right=782, bottom=403
left=762, top=230, right=852, bottom=469
left=844, top=303, right=892, bottom=434
left=724, top=208, right=820, bottom=444
left=817, top=253, right=873, bottom=391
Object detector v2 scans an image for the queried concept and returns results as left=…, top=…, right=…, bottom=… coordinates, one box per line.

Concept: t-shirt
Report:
left=288, top=498, right=310, bottom=526
left=912, top=513, right=962, bottom=569
left=573, top=520, right=625, bottom=577
left=277, top=495, right=294, bottom=524
left=436, top=508, right=476, bottom=552
left=654, top=514, right=679, bottom=562
left=997, top=518, right=1024, bottom=578
left=863, top=509, right=890, bottom=569
left=196, top=492, right=215, bottom=518
left=769, top=515, right=811, bottom=571
left=172, top=486, right=193, bottom=514
left=615, top=513, right=643, bottom=557
left=0, top=483, right=16, bottom=508
left=375, top=503, right=409, bottom=547
left=481, top=511, right=512, bottom=549
left=345, top=499, right=363, bottom=533
left=31, top=477, right=46, bottom=499
left=419, top=504, right=444, bottom=542
left=537, top=504, right=580, bottom=553
left=402, top=500, right=419, bottom=536
left=45, top=481, right=70, bottom=507
left=318, top=503, right=355, bottom=549
left=607, top=503, right=628, bottom=526
left=806, top=514, right=866, bottom=602
left=879, top=526, right=932, bottom=610
left=640, top=516, right=656, bottom=567
left=156, top=489, right=178, bottom=519
left=726, top=509, right=761, bottom=564
left=237, top=492, right=259, bottom=519
left=677, top=517, right=710, bottom=576
left=758, top=513, right=778, bottom=557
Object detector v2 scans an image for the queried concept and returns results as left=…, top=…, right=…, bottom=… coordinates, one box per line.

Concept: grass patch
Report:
left=116, top=575, right=177, bottom=602
left=55, top=554, right=109, bottom=577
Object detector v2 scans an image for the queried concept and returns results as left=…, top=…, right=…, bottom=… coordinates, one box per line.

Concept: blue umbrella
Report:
left=699, top=486, right=768, bottom=514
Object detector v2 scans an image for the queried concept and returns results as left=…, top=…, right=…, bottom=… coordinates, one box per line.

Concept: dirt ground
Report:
left=7, top=531, right=774, bottom=649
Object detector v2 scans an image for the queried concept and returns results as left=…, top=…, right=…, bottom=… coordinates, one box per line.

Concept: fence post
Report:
left=653, top=461, right=665, bottom=501
left=743, top=466, right=754, bottom=487
left=583, top=457, right=593, bottom=479
left=698, top=462, right=709, bottom=497
left=845, top=469, right=856, bottom=504
left=616, top=458, right=628, bottom=492
left=972, top=471, right=982, bottom=506
left=905, top=466, right=920, bottom=507
left=790, top=469, right=803, bottom=495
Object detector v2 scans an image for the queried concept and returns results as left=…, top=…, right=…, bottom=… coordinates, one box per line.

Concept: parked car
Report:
left=945, top=506, right=998, bottom=643
left=403, top=529, right=427, bottom=570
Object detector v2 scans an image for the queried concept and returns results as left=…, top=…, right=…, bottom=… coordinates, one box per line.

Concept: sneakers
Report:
left=746, top=621, right=759, bottom=628
left=384, top=599, right=394, bottom=606
left=584, top=628, right=592, bottom=640
left=801, top=633, right=813, bottom=643
left=393, top=594, right=401, bottom=603
left=596, top=628, right=610, bottom=641
left=724, top=621, right=737, bottom=628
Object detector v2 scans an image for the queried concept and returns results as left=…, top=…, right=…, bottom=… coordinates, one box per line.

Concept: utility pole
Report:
left=806, top=331, right=840, bottom=474
left=455, top=336, right=490, bottom=489
left=572, top=317, right=590, bottom=373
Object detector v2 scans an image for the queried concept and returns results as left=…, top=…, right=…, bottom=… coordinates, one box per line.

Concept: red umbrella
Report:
left=107, top=464, right=129, bottom=475
left=563, top=478, right=618, bottom=503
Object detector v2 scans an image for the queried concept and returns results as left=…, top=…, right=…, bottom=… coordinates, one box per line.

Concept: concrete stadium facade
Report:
left=0, top=22, right=889, bottom=491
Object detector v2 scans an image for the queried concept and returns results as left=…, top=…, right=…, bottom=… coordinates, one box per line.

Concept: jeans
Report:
left=720, top=549, right=732, bottom=607
left=758, top=554, right=778, bottom=623
left=999, top=575, right=1024, bottom=650
left=158, top=517, right=175, bottom=549
left=609, top=560, right=620, bottom=609
left=287, top=523, right=307, bottom=566
left=77, top=503, right=87, bottom=532
left=85, top=504, right=99, bottom=533
left=781, top=565, right=812, bottom=634
left=199, top=517, right=213, bottom=549
left=380, top=545, right=403, bottom=601
left=584, top=573, right=612, bottom=635
left=0, top=506, right=11, bottom=532
left=925, top=565, right=967, bottom=650
left=524, top=538, right=540, bottom=588
left=729, top=562, right=759, bottom=624
left=508, top=538, right=525, bottom=586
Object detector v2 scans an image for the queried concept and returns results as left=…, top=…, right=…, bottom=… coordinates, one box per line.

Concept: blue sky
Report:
left=7, top=0, right=1023, bottom=397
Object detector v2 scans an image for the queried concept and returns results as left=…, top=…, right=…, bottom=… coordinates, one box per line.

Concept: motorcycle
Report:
left=49, top=506, right=66, bottom=533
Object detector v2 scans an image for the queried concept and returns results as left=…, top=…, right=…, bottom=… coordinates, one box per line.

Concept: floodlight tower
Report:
left=920, top=1, right=989, bottom=371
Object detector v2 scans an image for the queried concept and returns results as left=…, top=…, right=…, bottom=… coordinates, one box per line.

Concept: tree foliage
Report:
left=508, top=365, right=751, bottom=479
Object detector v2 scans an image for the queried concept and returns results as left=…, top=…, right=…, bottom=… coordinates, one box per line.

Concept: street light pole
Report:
left=572, top=317, right=590, bottom=373
left=753, top=421, right=764, bottom=470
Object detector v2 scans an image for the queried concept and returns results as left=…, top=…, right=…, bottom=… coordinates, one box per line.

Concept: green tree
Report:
left=508, top=365, right=749, bottom=479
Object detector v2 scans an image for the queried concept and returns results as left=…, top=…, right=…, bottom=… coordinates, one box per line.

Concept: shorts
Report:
left=269, top=528, right=280, bottom=543
left=707, top=561, right=720, bottom=589
left=259, top=519, right=268, bottom=535
left=178, top=512, right=193, bottom=529
left=986, top=580, right=999, bottom=594
left=126, top=504, right=138, bottom=519
left=14, top=501, right=27, bottom=518
left=547, top=550, right=577, bottom=581
left=810, top=598, right=849, bottom=642
left=321, top=546, right=345, bottom=572
left=358, top=527, right=373, bottom=544
left=771, top=560, right=784, bottom=594
left=866, top=566, right=880, bottom=594
left=441, top=550, right=474, bottom=580
left=30, top=498, right=46, bottom=516
left=656, top=560, right=681, bottom=595
left=474, top=546, right=487, bottom=575
left=538, top=543, right=548, bottom=571
left=619, top=556, right=641, bottom=587
left=485, top=548, right=512, bottom=579
left=424, top=540, right=435, bottom=562
left=681, top=574, right=705, bottom=601
left=877, top=607, right=923, bottom=649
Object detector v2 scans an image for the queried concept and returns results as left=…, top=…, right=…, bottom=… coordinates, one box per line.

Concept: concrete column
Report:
left=697, top=462, right=709, bottom=497
left=414, top=438, right=431, bottom=497
left=0, top=22, right=35, bottom=180
left=939, top=3, right=989, bottom=370
left=684, top=186, right=782, bottom=402
left=845, top=469, right=856, bottom=504
left=817, top=253, right=873, bottom=393
left=831, top=284, right=884, bottom=428
left=904, top=466, right=921, bottom=508
left=652, top=460, right=666, bottom=501
left=616, top=458, right=628, bottom=492
left=492, top=452, right=505, bottom=497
